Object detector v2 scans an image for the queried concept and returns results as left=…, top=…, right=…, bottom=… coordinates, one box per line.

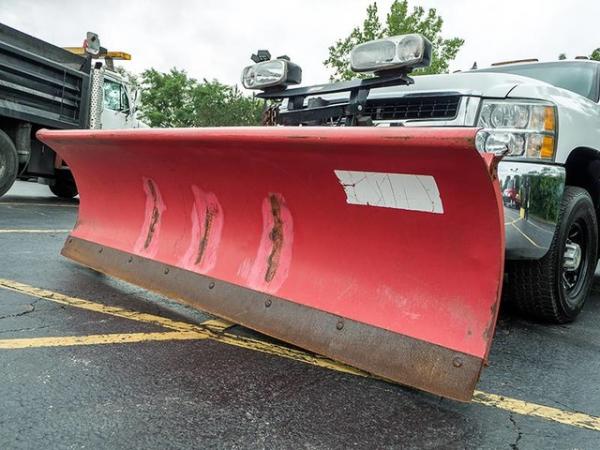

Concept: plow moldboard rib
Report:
left=38, top=127, right=505, bottom=401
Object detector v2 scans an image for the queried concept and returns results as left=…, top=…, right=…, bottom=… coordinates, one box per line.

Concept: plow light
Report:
left=350, top=34, right=432, bottom=74
left=241, top=59, right=302, bottom=91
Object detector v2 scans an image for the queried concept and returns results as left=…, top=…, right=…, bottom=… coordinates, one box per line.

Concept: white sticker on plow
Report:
left=334, top=170, right=444, bottom=214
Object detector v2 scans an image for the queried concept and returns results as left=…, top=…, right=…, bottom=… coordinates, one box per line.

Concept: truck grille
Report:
left=364, top=95, right=460, bottom=121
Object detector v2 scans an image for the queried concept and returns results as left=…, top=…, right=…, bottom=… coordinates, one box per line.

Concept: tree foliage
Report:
left=558, top=50, right=600, bottom=61
left=324, top=1, right=464, bottom=81
left=137, top=68, right=263, bottom=127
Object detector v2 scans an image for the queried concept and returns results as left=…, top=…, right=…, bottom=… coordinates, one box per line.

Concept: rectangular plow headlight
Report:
left=475, top=100, right=557, bottom=160
left=241, top=59, right=302, bottom=90
left=350, top=34, right=432, bottom=74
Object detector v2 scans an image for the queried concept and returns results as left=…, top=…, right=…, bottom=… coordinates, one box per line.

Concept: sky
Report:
left=1, top=0, right=599, bottom=88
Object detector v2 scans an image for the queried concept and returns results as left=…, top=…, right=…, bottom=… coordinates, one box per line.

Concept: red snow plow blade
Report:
left=37, top=127, right=504, bottom=401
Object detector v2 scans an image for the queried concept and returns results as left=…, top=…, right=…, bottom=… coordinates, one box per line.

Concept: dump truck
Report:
left=36, top=34, right=600, bottom=401
left=0, top=23, right=144, bottom=198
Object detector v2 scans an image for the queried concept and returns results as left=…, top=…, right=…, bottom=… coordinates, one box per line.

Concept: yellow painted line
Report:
left=0, top=279, right=233, bottom=334
left=208, top=328, right=600, bottom=431
left=0, top=331, right=204, bottom=349
left=523, top=217, right=556, bottom=235
left=0, top=202, right=77, bottom=208
left=472, top=391, right=600, bottom=432
left=1, top=280, right=598, bottom=431
left=211, top=332, right=600, bottom=431
left=214, top=332, right=366, bottom=377
left=504, top=217, right=521, bottom=226
left=0, top=229, right=71, bottom=234
left=201, top=318, right=236, bottom=332
left=510, top=222, right=542, bottom=248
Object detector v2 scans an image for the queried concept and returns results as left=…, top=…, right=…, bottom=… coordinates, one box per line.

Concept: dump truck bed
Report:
left=0, top=23, right=91, bottom=129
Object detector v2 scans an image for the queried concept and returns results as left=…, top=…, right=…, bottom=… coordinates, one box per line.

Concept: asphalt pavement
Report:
left=0, top=180, right=599, bottom=449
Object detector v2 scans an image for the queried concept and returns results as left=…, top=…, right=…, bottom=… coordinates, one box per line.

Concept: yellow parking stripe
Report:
left=0, top=279, right=233, bottom=333
left=205, top=331, right=600, bottom=431
left=0, top=331, right=204, bottom=349
left=1, top=279, right=599, bottom=432
left=0, top=229, right=71, bottom=233
left=213, top=331, right=366, bottom=377
left=472, top=391, right=600, bottom=432
left=201, top=318, right=237, bottom=332
left=504, top=217, right=521, bottom=226
left=510, top=222, right=542, bottom=248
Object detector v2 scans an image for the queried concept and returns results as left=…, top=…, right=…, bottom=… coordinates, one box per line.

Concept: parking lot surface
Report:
left=1, top=180, right=600, bottom=449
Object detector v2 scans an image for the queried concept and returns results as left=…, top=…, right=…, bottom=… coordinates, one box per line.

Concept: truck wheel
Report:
left=49, top=171, right=78, bottom=199
left=507, top=186, right=598, bottom=323
left=0, top=129, right=18, bottom=197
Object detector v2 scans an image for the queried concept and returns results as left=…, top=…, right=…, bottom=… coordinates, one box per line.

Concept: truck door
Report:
left=101, top=78, right=131, bottom=129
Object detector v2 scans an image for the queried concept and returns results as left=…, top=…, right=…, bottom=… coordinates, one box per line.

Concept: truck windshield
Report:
left=477, top=62, right=599, bottom=101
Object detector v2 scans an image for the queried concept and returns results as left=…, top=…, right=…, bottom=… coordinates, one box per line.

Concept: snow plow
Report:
left=37, top=126, right=504, bottom=401
left=34, top=33, right=522, bottom=401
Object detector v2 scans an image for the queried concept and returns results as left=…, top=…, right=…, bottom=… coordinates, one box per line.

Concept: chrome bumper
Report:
left=498, top=161, right=565, bottom=260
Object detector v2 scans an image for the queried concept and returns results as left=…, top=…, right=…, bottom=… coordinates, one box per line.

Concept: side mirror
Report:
left=132, top=89, right=142, bottom=111
left=85, top=32, right=101, bottom=56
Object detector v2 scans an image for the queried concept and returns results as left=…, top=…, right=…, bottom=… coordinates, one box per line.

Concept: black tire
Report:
left=506, top=186, right=598, bottom=323
left=0, top=129, right=18, bottom=197
left=49, top=171, right=78, bottom=199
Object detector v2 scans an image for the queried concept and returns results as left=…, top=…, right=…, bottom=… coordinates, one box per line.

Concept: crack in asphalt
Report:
left=0, top=299, right=40, bottom=320
left=0, top=325, right=50, bottom=335
left=509, top=412, right=523, bottom=450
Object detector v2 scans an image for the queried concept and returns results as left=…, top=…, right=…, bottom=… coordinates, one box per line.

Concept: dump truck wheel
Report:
left=0, top=129, right=18, bottom=197
left=507, top=186, right=598, bottom=323
left=49, top=171, right=78, bottom=199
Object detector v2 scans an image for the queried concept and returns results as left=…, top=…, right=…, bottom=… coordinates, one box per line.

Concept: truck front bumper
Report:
left=498, top=161, right=565, bottom=260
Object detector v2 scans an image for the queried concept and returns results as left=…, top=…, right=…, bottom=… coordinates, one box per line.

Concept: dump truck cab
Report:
left=0, top=23, right=144, bottom=199
left=100, top=70, right=141, bottom=130
left=243, top=37, right=600, bottom=324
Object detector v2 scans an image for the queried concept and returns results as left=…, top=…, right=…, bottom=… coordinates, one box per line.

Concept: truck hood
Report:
left=366, top=71, right=539, bottom=99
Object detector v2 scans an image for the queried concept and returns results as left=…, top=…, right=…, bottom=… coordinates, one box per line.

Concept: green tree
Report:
left=138, top=68, right=263, bottom=127
left=324, top=1, right=464, bottom=81
left=558, top=53, right=567, bottom=60
left=591, top=48, right=600, bottom=61
left=114, top=66, right=140, bottom=90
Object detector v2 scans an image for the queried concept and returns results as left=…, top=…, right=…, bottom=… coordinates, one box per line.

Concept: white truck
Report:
left=0, top=23, right=145, bottom=199
left=241, top=36, right=600, bottom=323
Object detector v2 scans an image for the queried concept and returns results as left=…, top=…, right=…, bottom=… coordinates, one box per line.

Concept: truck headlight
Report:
left=475, top=100, right=557, bottom=160
left=350, top=34, right=432, bottom=74
left=241, top=59, right=302, bottom=91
